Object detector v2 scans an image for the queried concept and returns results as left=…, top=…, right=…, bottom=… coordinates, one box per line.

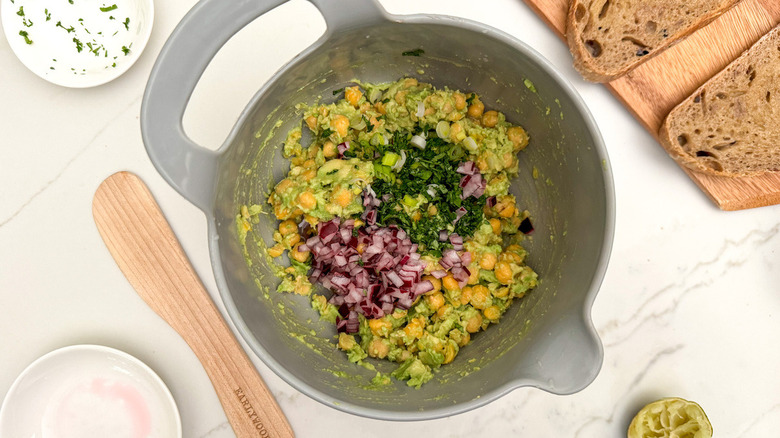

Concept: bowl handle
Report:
left=141, top=0, right=289, bottom=212
left=141, top=0, right=388, bottom=212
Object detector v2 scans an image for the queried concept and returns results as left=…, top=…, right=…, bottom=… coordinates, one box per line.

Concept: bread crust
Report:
left=566, top=0, right=741, bottom=83
left=659, top=24, right=780, bottom=177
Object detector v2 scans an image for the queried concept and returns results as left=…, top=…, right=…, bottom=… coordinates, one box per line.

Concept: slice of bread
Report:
left=566, top=0, right=740, bottom=82
left=659, top=25, right=780, bottom=177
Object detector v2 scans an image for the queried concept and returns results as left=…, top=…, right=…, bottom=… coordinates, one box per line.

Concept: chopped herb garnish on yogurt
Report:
left=19, top=30, right=33, bottom=44
left=68, top=0, right=74, bottom=4
left=73, top=37, right=83, bottom=52
left=16, top=6, right=24, bottom=16
left=122, top=17, right=130, bottom=30
left=121, top=45, right=130, bottom=55
left=45, top=9, right=51, bottom=21
left=100, top=4, right=118, bottom=12
left=22, top=18, right=33, bottom=27
left=56, top=21, right=75, bottom=33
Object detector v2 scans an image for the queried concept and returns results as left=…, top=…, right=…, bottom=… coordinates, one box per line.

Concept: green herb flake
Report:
left=19, top=30, right=33, bottom=44
left=402, top=48, right=424, bottom=57
left=45, top=9, right=51, bottom=21
left=68, top=0, right=74, bottom=4
left=100, top=4, right=118, bottom=12
left=22, top=18, right=33, bottom=27
left=73, top=37, right=83, bottom=52
left=122, top=17, right=130, bottom=30
left=16, top=6, right=24, bottom=16
left=332, top=87, right=344, bottom=96
left=121, top=45, right=130, bottom=55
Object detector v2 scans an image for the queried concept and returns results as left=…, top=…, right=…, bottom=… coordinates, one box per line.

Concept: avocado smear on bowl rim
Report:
left=238, top=77, right=538, bottom=388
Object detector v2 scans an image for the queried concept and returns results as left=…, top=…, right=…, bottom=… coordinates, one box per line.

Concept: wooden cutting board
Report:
left=523, top=0, right=780, bottom=210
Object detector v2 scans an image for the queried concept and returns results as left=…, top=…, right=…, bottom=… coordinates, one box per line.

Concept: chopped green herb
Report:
left=402, top=48, right=424, bottom=57
left=45, top=9, right=51, bottom=21
left=121, top=45, right=130, bottom=55
left=73, top=37, right=83, bottom=52
left=68, top=0, right=74, bottom=4
left=56, top=21, right=76, bottom=33
left=22, top=18, right=33, bottom=27
left=50, top=66, right=54, bottom=70
left=19, top=30, right=33, bottom=44
left=122, top=17, right=130, bottom=30
left=332, top=87, right=345, bottom=96
left=465, top=93, right=475, bottom=106
left=100, top=4, right=118, bottom=12
left=16, top=6, right=24, bottom=16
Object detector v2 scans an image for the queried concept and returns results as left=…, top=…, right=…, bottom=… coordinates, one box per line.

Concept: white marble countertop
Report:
left=2, top=0, right=780, bottom=436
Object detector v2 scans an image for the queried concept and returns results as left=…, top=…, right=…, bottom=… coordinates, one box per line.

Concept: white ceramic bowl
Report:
left=0, top=344, right=181, bottom=438
left=1, top=0, right=153, bottom=87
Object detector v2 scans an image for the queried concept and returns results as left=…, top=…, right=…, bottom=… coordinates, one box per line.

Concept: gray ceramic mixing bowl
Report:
left=140, top=0, right=614, bottom=420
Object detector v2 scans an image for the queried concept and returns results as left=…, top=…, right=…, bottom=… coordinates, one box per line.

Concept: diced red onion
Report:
left=337, top=141, right=350, bottom=157
left=449, top=233, right=464, bottom=251
left=305, top=218, right=432, bottom=333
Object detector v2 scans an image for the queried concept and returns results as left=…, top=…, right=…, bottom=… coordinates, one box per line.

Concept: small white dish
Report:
left=1, top=0, right=154, bottom=87
left=0, top=344, right=182, bottom=438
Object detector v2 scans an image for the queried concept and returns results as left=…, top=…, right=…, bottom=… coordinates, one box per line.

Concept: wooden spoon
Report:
left=92, top=171, right=294, bottom=438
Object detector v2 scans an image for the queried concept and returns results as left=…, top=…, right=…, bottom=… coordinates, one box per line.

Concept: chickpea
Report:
left=493, top=287, right=510, bottom=298
left=411, top=210, right=422, bottom=222
left=442, top=274, right=460, bottom=292
left=284, top=233, right=301, bottom=247
left=268, top=244, right=284, bottom=258
left=322, top=141, right=337, bottom=158
left=455, top=330, right=470, bottom=347
left=403, top=318, right=424, bottom=339
left=278, top=219, right=297, bottom=236
left=507, top=126, right=528, bottom=151
left=403, top=77, right=418, bottom=89
left=483, top=305, right=501, bottom=321
left=443, top=341, right=458, bottom=364
left=297, top=191, right=317, bottom=210
left=369, top=318, right=392, bottom=337
left=394, top=90, right=407, bottom=105
left=425, top=291, right=445, bottom=312
left=305, top=115, right=318, bottom=131
left=423, top=275, right=441, bottom=292
left=465, top=313, right=483, bottom=333
left=459, top=286, right=473, bottom=305
left=301, top=169, right=316, bottom=182
left=345, top=86, right=363, bottom=107
left=274, top=178, right=293, bottom=194
left=449, top=122, right=465, bottom=143
left=467, top=99, right=485, bottom=118
left=436, top=304, right=452, bottom=320
left=303, top=159, right=316, bottom=169
left=495, top=261, right=514, bottom=285
left=338, top=333, right=356, bottom=350
left=479, top=253, right=497, bottom=271
left=489, top=218, right=502, bottom=235
left=467, top=266, right=480, bottom=285
left=291, top=243, right=310, bottom=262
left=498, top=203, right=516, bottom=218
left=331, top=115, right=350, bottom=138
left=368, top=338, right=390, bottom=359
left=470, top=285, right=490, bottom=310
left=453, top=93, right=466, bottom=110
left=481, top=110, right=499, bottom=128
left=427, top=204, right=438, bottom=216
left=334, top=189, right=353, bottom=208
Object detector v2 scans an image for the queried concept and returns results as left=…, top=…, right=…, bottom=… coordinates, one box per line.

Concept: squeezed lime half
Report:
left=628, top=397, right=713, bottom=438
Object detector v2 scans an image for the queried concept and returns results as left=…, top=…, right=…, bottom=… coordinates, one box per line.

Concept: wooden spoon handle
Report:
left=92, top=171, right=294, bottom=438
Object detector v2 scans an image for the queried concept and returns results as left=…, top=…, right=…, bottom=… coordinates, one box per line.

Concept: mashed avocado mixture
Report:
left=239, top=78, right=537, bottom=387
